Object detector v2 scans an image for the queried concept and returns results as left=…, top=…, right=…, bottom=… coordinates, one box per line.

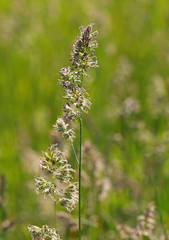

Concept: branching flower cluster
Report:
left=28, top=24, right=98, bottom=240
left=34, top=143, right=77, bottom=211
left=28, top=225, right=61, bottom=240
left=58, top=24, right=98, bottom=122
left=40, top=144, right=75, bottom=183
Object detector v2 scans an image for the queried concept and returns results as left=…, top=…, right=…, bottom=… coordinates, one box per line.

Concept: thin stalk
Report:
left=54, top=200, right=57, bottom=229
left=79, top=117, right=82, bottom=240
left=70, top=141, right=79, bottom=165
left=79, top=74, right=83, bottom=240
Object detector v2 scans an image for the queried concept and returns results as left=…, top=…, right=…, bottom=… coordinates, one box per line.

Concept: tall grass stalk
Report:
left=79, top=74, right=83, bottom=240
left=54, top=200, right=57, bottom=229
left=79, top=117, right=82, bottom=240
left=28, top=24, right=98, bottom=240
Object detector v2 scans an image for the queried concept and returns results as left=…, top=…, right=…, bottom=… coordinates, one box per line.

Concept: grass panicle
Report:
left=28, top=24, right=98, bottom=240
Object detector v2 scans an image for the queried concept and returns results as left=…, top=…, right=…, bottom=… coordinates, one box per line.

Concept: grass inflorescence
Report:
left=28, top=24, right=98, bottom=240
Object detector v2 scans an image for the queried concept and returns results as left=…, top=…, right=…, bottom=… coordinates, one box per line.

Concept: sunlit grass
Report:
left=1, top=0, right=169, bottom=239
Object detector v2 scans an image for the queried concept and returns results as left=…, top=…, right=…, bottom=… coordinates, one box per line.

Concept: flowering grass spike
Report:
left=28, top=24, right=98, bottom=240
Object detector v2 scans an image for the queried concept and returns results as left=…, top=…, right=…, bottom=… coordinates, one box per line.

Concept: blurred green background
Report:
left=1, top=0, right=169, bottom=239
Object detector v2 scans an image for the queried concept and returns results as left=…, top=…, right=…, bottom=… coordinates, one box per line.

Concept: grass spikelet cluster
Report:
left=28, top=24, right=98, bottom=240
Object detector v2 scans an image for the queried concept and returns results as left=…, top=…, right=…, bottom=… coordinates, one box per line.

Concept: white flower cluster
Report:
left=28, top=225, right=61, bottom=240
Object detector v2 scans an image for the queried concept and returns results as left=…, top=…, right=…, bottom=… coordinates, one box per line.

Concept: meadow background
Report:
left=1, top=0, right=169, bottom=239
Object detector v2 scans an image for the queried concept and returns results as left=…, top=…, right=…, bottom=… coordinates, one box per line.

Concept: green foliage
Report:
left=1, top=0, right=169, bottom=239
